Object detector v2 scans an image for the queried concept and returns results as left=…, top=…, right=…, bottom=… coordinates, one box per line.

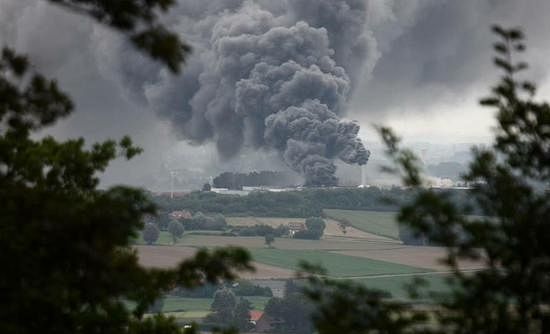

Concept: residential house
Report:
left=287, top=222, right=306, bottom=238
left=169, top=210, right=192, bottom=220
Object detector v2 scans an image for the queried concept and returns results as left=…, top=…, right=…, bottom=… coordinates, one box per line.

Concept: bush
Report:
left=398, top=224, right=428, bottom=245
left=293, top=230, right=321, bottom=240
left=147, top=298, right=164, bottom=314
left=142, top=223, right=160, bottom=245
left=294, top=217, right=326, bottom=240
left=184, top=212, right=228, bottom=230
left=167, top=220, right=185, bottom=243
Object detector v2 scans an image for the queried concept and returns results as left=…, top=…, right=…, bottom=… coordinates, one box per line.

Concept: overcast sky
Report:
left=353, top=0, right=550, bottom=144
left=1, top=0, right=549, bottom=187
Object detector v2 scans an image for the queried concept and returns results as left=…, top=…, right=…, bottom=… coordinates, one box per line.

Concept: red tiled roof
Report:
left=250, top=310, right=264, bottom=322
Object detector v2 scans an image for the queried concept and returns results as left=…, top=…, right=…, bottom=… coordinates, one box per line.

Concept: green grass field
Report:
left=162, top=296, right=271, bottom=313
left=134, top=231, right=173, bottom=246
left=164, top=310, right=211, bottom=320
left=250, top=249, right=426, bottom=277
left=179, top=234, right=398, bottom=251
left=352, top=273, right=450, bottom=300
left=324, top=209, right=400, bottom=240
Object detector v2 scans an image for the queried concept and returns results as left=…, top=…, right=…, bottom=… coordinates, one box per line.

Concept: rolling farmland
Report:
left=135, top=211, right=471, bottom=316
left=324, top=209, right=400, bottom=239
left=249, top=248, right=426, bottom=277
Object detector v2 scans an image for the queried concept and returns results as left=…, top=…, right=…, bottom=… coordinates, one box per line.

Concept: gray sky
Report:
left=352, top=0, right=550, bottom=144
left=1, top=0, right=549, bottom=188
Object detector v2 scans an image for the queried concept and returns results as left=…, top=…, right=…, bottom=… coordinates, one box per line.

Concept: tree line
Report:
left=153, top=186, right=477, bottom=218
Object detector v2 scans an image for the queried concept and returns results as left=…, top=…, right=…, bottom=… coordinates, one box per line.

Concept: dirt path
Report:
left=323, top=219, right=396, bottom=241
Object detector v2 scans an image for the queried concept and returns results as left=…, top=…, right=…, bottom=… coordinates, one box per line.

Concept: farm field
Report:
left=136, top=245, right=197, bottom=268
left=178, top=234, right=399, bottom=251
left=136, top=245, right=295, bottom=279
left=163, top=296, right=271, bottom=313
left=135, top=211, right=463, bottom=308
left=353, top=273, right=450, bottom=300
left=333, top=247, right=485, bottom=271
left=137, top=237, right=480, bottom=279
left=159, top=296, right=271, bottom=320
left=324, top=209, right=400, bottom=239
left=323, top=219, right=391, bottom=240
left=227, top=216, right=387, bottom=240
left=249, top=249, right=427, bottom=277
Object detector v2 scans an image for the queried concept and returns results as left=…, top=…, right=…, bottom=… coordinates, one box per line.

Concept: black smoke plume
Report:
left=101, top=0, right=373, bottom=186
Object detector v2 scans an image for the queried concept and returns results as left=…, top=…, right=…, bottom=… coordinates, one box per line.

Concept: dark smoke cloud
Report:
left=265, top=99, right=368, bottom=185
left=351, top=0, right=550, bottom=123
left=3, top=0, right=550, bottom=188
left=104, top=0, right=374, bottom=186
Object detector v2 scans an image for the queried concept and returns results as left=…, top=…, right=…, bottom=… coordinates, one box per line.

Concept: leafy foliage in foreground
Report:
left=303, top=26, right=550, bottom=334
left=49, top=0, right=190, bottom=73
left=0, top=2, right=250, bottom=334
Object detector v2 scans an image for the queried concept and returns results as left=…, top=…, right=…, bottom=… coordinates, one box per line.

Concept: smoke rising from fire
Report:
left=5, top=0, right=548, bottom=188
left=101, top=0, right=373, bottom=186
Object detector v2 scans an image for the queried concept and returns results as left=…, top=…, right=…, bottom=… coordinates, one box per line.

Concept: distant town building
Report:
left=249, top=311, right=281, bottom=333
left=287, top=222, right=306, bottom=237
left=169, top=210, right=192, bottom=220
left=249, top=310, right=264, bottom=326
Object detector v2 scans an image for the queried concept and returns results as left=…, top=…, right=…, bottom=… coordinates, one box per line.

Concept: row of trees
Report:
left=143, top=221, right=186, bottom=245
left=172, top=281, right=273, bottom=299
left=293, top=218, right=326, bottom=240
left=143, top=216, right=326, bottom=245
left=153, top=186, right=448, bottom=218
left=143, top=211, right=229, bottom=245
left=204, top=289, right=253, bottom=332
left=202, top=281, right=313, bottom=334
left=182, top=212, right=228, bottom=230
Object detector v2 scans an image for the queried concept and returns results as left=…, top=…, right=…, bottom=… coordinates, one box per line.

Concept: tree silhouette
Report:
left=264, top=234, right=275, bottom=248
left=302, top=26, right=550, bottom=334
left=0, top=2, right=251, bottom=334
left=168, top=220, right=185, bottom=244
left=143, top=223, right=160, bottom=245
